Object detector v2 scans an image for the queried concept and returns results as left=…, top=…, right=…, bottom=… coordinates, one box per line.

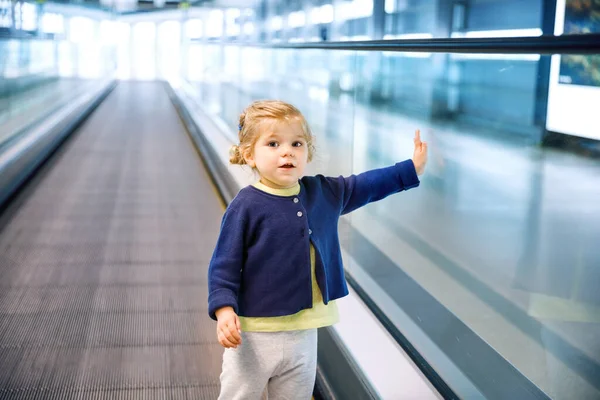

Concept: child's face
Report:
left=244, top=119, right=309, bottom=189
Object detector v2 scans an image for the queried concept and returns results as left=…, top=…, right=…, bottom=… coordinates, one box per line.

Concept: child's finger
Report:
left=235, top=314, right=242, bottom=334
left=225, top=327, right=240, bottom=347
left=218, top=330, right=237, bottom=348
left=228, top=323, right=242, bottom=344
left=414, top=129, right=421, bottom=146
left=221, top=325, right=237, bottom=345
left=234, top=315, right=243, bottom=343
left=221, top=337, right=237, bottom=349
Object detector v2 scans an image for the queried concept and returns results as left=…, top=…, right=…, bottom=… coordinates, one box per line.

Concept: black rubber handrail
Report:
left=214, top=33, right=600, bottom=54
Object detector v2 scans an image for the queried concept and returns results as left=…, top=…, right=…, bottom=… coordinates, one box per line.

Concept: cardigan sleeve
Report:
left=323, top=159, right=420, bottom=215
left=207, top=204, right=246, bottom=320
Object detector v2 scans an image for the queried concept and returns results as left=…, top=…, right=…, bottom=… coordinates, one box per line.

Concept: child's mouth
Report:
left=280, top=164, right=295, bottom=169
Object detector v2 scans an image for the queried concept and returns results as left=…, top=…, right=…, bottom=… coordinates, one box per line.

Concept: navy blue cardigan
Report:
left=207, top=160, right=420, bottom=320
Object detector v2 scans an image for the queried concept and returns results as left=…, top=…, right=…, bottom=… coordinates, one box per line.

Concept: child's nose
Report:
left=280, top=145, right=294, bottom=156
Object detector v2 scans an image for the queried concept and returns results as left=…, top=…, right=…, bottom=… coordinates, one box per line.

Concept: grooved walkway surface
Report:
left=0, top=81, right=224, bottom=399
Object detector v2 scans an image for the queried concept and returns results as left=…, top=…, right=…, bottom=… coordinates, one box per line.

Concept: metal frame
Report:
left=207, top=33, right=600, bottom=54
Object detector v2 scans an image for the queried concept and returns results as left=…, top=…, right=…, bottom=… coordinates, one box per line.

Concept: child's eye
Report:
left=292, top=141, right=303, bottom=147
left=267, top=141, right=278, bottom=147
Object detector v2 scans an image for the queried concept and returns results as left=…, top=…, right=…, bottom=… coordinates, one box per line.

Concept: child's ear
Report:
left=243, top=150, right=256, bottom=168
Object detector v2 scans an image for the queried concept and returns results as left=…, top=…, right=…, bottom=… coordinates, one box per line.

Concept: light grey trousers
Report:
left=218, top=329, right=318, bottom=400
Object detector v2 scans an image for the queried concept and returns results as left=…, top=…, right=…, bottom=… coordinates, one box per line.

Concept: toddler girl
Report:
left=208, top=100, right=427, bottom=399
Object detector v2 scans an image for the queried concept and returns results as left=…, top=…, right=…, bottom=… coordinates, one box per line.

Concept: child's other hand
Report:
left=412, top=129, right=427, bottom=176
left=215, top=306, right=242, bottom=348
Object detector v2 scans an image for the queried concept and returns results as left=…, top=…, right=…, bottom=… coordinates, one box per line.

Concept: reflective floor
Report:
left=190, top=78, right=600, bottom=400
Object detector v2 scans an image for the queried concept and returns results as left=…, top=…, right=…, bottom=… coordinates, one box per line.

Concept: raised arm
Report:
left=324, top=130, right=427, bottom=215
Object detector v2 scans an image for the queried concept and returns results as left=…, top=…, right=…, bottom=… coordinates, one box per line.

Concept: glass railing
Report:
left=0, top=37, right=117, bottom=147
left=179, top=40, right=600, bottom=400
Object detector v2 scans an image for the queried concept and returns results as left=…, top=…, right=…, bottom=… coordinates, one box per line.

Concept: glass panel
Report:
left=349, top=49, right=600, bottom=400
left=0, top=37, right=117, bottom=148
left=180, top=41, right=600, bottom=400
left=241, top=0, right=598, bottom=42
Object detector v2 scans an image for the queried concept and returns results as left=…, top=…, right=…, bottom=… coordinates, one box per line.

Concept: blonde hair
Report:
left=229, top=100, right=315, bottom=165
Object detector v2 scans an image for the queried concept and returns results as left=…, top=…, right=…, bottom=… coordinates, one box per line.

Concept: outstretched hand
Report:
left=412, top=130, right=427, bottom=176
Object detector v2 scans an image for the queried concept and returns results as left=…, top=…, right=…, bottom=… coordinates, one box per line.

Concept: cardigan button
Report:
left=293, top=198, right=299, bottom=203
left=297, top=211, right=303, bottom=217
left=308, top=229, right=312, bottom=234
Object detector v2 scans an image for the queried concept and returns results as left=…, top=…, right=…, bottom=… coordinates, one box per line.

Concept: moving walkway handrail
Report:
left=217, top=33, right=600, bottom=54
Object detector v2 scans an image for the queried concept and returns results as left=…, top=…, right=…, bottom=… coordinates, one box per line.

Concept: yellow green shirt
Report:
left=239, top=181, right=340, bottom=332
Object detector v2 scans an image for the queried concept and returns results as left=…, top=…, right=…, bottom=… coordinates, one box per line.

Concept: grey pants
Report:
left=218, top=329, right=318, bottom=400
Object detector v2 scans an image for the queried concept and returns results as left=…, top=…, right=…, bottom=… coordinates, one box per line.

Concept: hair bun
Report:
left=229, top=144, right=245, bottom=165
